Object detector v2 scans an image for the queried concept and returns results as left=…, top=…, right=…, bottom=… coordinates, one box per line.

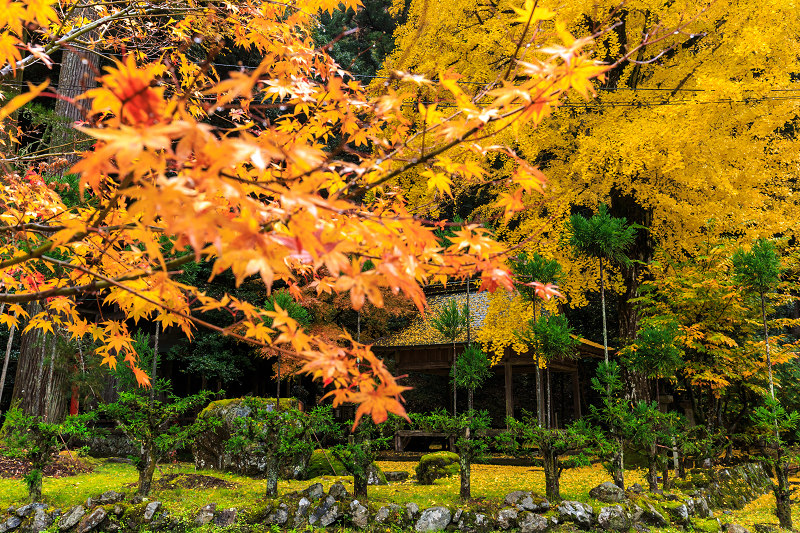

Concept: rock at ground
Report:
left=367, top=463, right=388, bottom=485
left=725, top=525, right=751, bottom=533
left=664, top=503, right=689, bottom=526
left=31, top=509, right=53, bottom=533
left=309, top=496, right=339, bottom=528
left=328, top=481, right=349, bottom=500
left=192, top=397, right=308, bottom=479
left=143, top=502, right=162, bottom=522
left=213, top=509, right=237, bottom=527
left=375, top=505, right=402, bottom=525
left=415, top=452, right=460, bottom=485
left=598, top=505, right=630, bottom=531
left=505, top=491, right=550, bottom=512
left=415, top=507, right=451, bottom=532
left=497, top=508, right=518, bottom=530
left=753, top=525, right=779, bottom=533
left=193, top=504, right=216, bottom=526
left=633, top=524, right=650, bottom=533
left=266, top=504, right=289, bottom=526
left=640, top=504, right=668, bottom=527
left=518, top=512, right=548, bottom=533
left=98, top=491, right=124, bottom=504
left=590, top=482, right=627, bottom=503
left=349, top=501, right=369, bottom=529
left=76, top=508, right=106, bottom=533
left=558, top=501, right=594, bottom=528
left=386, top=471, right=409, bottom=482
left=303, top=483, right=325, bottom=502
left=111, top=506, right=123, bottom=517
left=293, top=498, right=311, bottom=527
left=0, top=516, right=21, bottom=533
left=457, top=512, right=492, bottom=533
left=16, top=504, right=46, bottom=518
left=406, top=503, right=420, bottom=522
left=59, top=506, right=86, bottom=531
left=690, top=497, right=714, bottom=519
left=627, top=484, right=644, bottom=495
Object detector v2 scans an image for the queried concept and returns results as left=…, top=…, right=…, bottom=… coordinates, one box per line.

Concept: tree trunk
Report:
left=265, top=456, right=279, bottom=497
left=774, top=459, right=792, bottom=530
left=27, top=469, right=43, bottom=502
left=51, top=8, right=99, bottom=164
left=599, top=257, right=608, bottom=365
left=459, top=447, right=471, bottom=500
left=542, top=445, right=561, bottom=501
left=353, top=468, right=368, bottom=498
left=468, top=388, right=473, bottom=412
left=137, top=447, right=157, bottom=497
left=612, top=439, right=625, bottom=489
left=0, top=318, right=17, bottom=409
left=646, top=444, right=659, bottom=492
left=452, top=341, right=457, bottom=416
left=11, top=302, right=46, bottom=416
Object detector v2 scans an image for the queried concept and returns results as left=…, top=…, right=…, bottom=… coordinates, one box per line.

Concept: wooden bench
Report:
left=394, top=430, right=456, bottom=452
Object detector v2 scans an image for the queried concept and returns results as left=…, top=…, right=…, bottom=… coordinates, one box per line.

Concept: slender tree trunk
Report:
left=265, top=455, right=279, bottom=497
left=612, top=438, right=625, bottom=489
left=0, top=317, right=17, bottom=410
left=546, top=368, right=552, bottom=429
left=599, top=257, right=608, bottom=364
left=535, top=362, right=543, bottom=427
left=452, top=340, right=457, bottom=416
left=646, top=444, right=658, bottom=491
left=12, top=302, right=45, bottom=416
left=542, top=445, right=561, bottom=501
left=774, top=456, right=792, bottom=530
left=137, top=447, right=157, bottom=497
left=44, top=334, right=56, bottom=421
left=661, top=458, right=670, bottom=491
left=150, top=323, right=159, bottom=402
left=459, top=446, right=471, bottom=500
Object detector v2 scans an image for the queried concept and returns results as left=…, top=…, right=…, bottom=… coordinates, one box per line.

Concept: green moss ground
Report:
left=0, top=459, right=796, bottom=532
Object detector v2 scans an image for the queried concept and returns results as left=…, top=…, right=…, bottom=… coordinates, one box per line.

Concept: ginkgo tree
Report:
left=0, top=0, right=609, bottom=422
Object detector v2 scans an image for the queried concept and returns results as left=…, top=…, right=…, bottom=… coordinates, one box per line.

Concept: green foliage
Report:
left=503, top=414, right=598, bottom=467
left=568, top=204, right=636, bottom=265
left=3, top=407, right=95, bottom=501
left=265, top=290, right=312, bottom=327
left=100, top=380, right=218, bottom=495
left=330, top=416, right=391, bottom=496
left=733, top=239, right=781, bottom=295
left=306, top=449, right=348, bottom=478
left=620, top=318, right=683, bottom=379
left=408, top=409, right=453, bottom=432
left=450, top=344, right=490, bottom=391
left=750, top=396, right=800, bottom=450
left=520, top=314, right=579, bottom=362
left=430, top=299, right=469, bottom=343
left=511, top=252, right=562, bottom=302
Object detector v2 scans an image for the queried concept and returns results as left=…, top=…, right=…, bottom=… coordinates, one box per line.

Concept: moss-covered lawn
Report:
left=0, top=458, right=796, bottom=532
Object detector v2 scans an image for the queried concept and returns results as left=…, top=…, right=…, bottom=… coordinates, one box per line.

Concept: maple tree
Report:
left=0, top=0, right=608, bottom=421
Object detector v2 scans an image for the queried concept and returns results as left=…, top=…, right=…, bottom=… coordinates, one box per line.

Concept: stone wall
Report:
left=0, top=464, right=773, bottom=533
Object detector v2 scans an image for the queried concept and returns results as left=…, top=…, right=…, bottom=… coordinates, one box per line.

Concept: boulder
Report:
left=98, top=492, right=124, bottom=505
left=415, top=452, right=460, bottom=485
left=303, top=483, right=325, bottom=502
left=349, top=501, right=369, bottom=529
left=504, top=491, right=550, bottom=512
left=30, top=509, right=53, bottom=533
left=328, top=482, right=350, bottom=500
left=415, top=507, right=451, bottom=532
left=16, top=505, right=46, bottom=518
left=367, top=463, right=388, bottom=485
left=309, top=496, right=340, bottom=528
left=213, top=509, right=237, bottom=528
left=406, top=503, right=420, bottom=522
left=726, top=525, right=751, bottom=533
left=192, top=397, right=308, bottom=479
left=194, top=504, right=216, bottom=527
left=640, top=504, right=668, bottom=527
left=597, top=505, right=630, bottom=531
left=266, top=504, right=289, bottom=526
left=386, top=471, right=410, bottom=482
left=557, top=501, right=594, bottom=528
left=590, top=482, right=627, bottom=503
left=0, top=516, right=21, bottom=533
left=457, top=512, right=492, bottom=533
left=306, top=450, right=348, bottom=478
left=375, top=504, right=402, bottom=525
left=59, top=506, right=86, bottom=531
left=664, top=502, right=689, bottom=526
left=143, top=502, right=162, bottom=522
left=293, top=497, right=312, bottom=527
left=76, top=508, right=106, bottom=533
left=690, top=497, right=714, bottom=519
left=496, top=508, right=518, bottom=530
left=519, top=512, right=549, bottom=533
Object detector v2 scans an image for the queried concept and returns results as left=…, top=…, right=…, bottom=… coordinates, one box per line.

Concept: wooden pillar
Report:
left=504, top=360, right=514, bottom=424
left=572, top=370, right=582, bottom=419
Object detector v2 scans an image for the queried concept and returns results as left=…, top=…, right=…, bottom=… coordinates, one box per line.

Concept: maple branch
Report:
left=0, top=254, right=196, bottom=303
